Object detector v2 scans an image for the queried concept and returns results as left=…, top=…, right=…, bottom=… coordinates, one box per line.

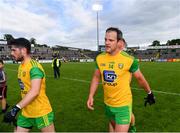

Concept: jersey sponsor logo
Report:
left=103, top=70, right=117, bottom=82
left=103, top=82, right=117, bottom=87
left=18, top=78, right=24, bottom=90
left=118, top=63, right=124, bottom=69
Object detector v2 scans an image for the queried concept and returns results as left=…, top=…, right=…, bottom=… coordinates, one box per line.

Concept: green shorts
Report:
left=105, top=104, right=132, bottom=124
left=17, top=111, right=54, bottom=129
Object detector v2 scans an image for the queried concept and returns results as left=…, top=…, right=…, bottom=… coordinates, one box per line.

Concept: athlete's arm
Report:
left=87, top=69, right=101, bottom=110
left=17, top=78, right=42, bottom=108
left=3, top=78, right=42, bottom=123
left=17, top=67, right=44, bottom=109
left=133, top=69, right=155, bottom=106
left=133, top=69, right=151, bottom=93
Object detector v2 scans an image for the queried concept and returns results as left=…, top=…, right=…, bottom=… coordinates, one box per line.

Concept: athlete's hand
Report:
left=3, top=105, right=20, bottom=123
left=144, top=92, right=155, bottom=106
left=87, top=97, right=94, bottom=110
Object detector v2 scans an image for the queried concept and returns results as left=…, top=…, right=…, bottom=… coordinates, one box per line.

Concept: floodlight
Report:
left=92, top=4, right=103, bottom=11
left=92, top=3, right=103, bottom=51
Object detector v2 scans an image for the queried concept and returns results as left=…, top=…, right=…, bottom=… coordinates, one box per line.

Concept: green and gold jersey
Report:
left=18, top=59, right=52, bottom=118
left=96, top=51, right=138, bottom=107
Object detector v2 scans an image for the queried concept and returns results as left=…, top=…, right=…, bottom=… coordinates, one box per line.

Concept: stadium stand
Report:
left=0, top=40, right=97, bottom=62
left=127, top=45, right=180, bottom=61
left=1, top=39, right=180, bottom=62
left=99, top=45, right=180, bottom=62
left=0, top=40, right=11, bottom=60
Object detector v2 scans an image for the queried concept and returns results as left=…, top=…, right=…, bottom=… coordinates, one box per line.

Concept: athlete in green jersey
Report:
left=87, top=27, right=155, bottom=132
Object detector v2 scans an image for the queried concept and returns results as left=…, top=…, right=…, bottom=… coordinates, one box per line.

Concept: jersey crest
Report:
left=118, top=63, right=124, bottom=69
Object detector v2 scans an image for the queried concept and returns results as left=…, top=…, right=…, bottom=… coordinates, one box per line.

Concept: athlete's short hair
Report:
left=8, top=38, right=31, bottom=54
left=106, top=27, right=123, bottom=41
left=106, top=27, right=127, bottom=47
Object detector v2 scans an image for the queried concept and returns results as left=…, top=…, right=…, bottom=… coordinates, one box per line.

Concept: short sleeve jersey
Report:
left=96, top=51, right=138, bottom=107
left=18, top=59, right=52, bottom=117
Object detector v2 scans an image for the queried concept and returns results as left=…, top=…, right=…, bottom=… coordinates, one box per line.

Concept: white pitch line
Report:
left=132, top=87, right=180, bottom=96
left=60, top=77, right=180, bottom=96
left=6, top=68, right=180, bottom=96
left=62, top=77, right=90, bottom=83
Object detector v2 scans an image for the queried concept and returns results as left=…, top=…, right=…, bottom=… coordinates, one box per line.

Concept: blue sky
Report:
left=0, top=0, right=180, bottom=50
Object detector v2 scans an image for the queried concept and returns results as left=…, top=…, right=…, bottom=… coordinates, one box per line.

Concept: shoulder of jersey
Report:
left=96, top=52, right=106, bottom=58
left=120, top=51, right=135, bottom=60
left=30, top=59, right=39, bottom=67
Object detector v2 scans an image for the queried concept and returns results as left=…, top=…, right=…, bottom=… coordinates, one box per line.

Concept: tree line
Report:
left=2, top=34, right=180, bottom=47
left=2, top=34, right=48, bottom=47
left=151, top=39, right=180, bottom=46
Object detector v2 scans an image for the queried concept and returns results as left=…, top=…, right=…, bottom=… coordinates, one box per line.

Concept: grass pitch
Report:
left=0, top=62, right=180, bottom=132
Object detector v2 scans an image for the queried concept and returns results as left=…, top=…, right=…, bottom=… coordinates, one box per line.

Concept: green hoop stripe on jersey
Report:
left=29, top=59, right=44, bottom=80
left=121, top=51, right=139, bottom=73
left=129, top=58, right=139, bottom=73
left=30, top=67, right=44, bottom=79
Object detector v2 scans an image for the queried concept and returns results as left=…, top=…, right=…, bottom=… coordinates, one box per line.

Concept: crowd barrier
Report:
left=138, top=58, right=180, bottom=62
left=4, top=59, right=95, bottom=64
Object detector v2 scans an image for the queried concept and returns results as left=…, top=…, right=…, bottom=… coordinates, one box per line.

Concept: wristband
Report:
left=148, top=91, right=152, bottom=94
left=16, top=104, right=21, bottom=109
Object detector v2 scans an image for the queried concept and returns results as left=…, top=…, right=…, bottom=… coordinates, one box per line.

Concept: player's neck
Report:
left=22, top=55, right=31, bottom=64
left=110, top=49, right=122, bottom=56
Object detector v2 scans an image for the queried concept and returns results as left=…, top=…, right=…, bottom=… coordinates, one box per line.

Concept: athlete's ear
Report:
left=21, top=48, right=27, bottom=55
left=118, top=40, right=124, bottom=50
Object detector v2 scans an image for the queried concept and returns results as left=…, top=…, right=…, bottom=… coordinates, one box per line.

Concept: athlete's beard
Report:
left=16, top=50, right=25, bottom=62
left=13, top=52, right=24, bottom=62
left=16, top=55, right=24, bottom=62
